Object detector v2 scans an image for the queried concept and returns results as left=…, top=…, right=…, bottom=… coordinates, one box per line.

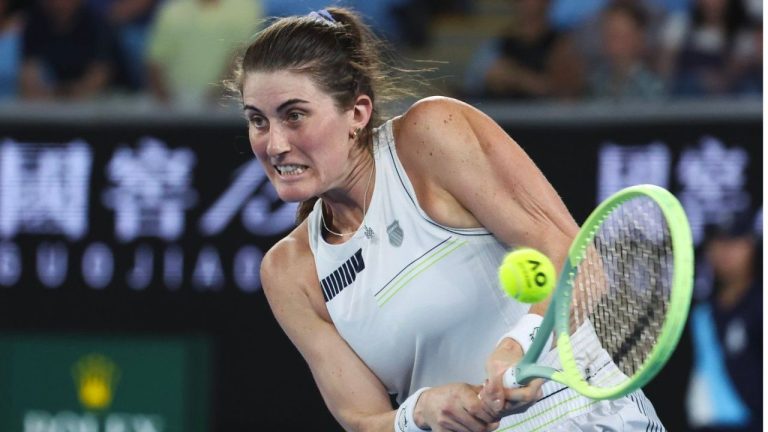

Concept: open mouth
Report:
left=274, top=164, right=308, bottom=176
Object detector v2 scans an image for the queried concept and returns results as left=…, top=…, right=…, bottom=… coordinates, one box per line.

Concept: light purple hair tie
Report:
left=307, top=9, right=337, bottom=25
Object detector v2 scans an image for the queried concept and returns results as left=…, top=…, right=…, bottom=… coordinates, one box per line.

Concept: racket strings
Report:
left=569, top=196, right=673, bottom=387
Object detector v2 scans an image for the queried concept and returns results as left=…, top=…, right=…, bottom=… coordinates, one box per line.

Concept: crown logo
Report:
left=72, top=353, right=120, bottom=410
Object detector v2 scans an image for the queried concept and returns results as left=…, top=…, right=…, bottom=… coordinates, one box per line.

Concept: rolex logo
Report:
left=72, top=353, right=120, bottom=410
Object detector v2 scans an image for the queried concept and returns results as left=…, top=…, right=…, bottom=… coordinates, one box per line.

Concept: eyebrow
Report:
left=243, top=98, right=310, bottom=114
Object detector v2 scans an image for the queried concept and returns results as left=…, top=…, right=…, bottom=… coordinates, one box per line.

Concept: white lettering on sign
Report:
left=23, top=411, right=165, bottom=432
left=597, top=141, right=671, bottom=202
left=103, top=138, right=197, bottom=242
left=677, top=136, right=750, bottom=244
left=198, top=160, right=297, bottom=237
left=37, top=241, right=68, bottom=288
left=0, top=241, right=21, bottom=286
left=0, top=139, right=92, bottom=240
left=127, top=245, right=154, bottom=291
left=82, top=242, right=115, bottom=289
left=192, top=245, right=224, bottom=291
left=0, top=137, right=296, bottom=294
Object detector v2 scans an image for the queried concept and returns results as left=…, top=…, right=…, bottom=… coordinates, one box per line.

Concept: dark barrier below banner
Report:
left=0, top=101, right=761, bottom=430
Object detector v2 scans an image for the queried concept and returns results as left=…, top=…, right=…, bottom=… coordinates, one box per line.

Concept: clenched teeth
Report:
left=275, top=164, right=307, bottom=175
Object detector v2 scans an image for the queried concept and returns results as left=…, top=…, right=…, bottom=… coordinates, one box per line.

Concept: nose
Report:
left=266, top=126, right=290, bottom=158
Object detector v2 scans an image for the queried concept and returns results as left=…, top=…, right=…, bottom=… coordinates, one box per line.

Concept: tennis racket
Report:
left=503, top=184, right=693, bottom=400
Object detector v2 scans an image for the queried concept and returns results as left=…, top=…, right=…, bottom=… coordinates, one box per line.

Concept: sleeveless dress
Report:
left=307, top=119, right=665, bottom=431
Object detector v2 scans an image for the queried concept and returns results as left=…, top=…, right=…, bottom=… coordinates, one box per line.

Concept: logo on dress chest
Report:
left=321, top=248, right=365, bottom=302
left=387, top=220, right=404, bottom=247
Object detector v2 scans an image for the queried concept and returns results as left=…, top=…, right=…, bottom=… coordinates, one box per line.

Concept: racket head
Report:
left=554, top=184, right=693, bottom=400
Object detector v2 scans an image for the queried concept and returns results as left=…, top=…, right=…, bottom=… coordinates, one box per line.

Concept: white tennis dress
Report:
left=307, top=119, right=665, bottom=431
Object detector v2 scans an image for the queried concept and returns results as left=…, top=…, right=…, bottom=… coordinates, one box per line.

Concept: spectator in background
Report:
left=0, top=0, right=23, bottom=100
left=729, top=18, right=761, bottom=96
left=391, top=0, right=471, bottom=48
left=588, top=1, right=665, bottom=100
left=702, top=210, right=762, bottom=431
left=464, top=0, right=584, bottom=100
left=88, top=0, right=163, bottom=91
left=549, top=0, right=689, bottom=31
left=658, top=0, right=752, bottom=96
left=146, top=0, right=262, bottom=108
left=557, top=0, right=674, bottom=75
left=20, top=0, right=118, bottom=100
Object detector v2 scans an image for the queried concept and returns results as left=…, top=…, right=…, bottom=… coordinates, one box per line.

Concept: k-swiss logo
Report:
left=387, top=220, right=404, bottom=247
left=321, top=249, right=365, bottom=302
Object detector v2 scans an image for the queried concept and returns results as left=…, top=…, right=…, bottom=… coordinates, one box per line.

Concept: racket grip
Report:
left=502, top=367, right=523, bottom=389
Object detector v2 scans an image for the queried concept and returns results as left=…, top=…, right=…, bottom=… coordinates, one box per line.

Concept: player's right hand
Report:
left=413, top=383, right=501, bottom=432
left=480, top=338, right=543, bottom=418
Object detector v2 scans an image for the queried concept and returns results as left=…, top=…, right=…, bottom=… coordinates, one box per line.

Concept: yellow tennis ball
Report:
left=498, top=248, right=556, bottom=303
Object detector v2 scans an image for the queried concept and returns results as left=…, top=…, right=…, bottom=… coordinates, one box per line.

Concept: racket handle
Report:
left=502, top=367, right=523, bottom=389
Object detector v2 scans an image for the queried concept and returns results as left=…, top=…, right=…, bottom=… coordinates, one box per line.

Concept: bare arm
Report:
left=262, top=224, right=500, bottom=432
left=261, top=226, right=394, bottom=431
left=395, top=96, right=579, bottom=412
left=396, top=97, right=578, bottom=310
left=57, top=62, right=110, bottom=99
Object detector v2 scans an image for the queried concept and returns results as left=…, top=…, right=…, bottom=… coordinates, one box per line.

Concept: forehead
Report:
left=242, top=70, right=330, bottom=109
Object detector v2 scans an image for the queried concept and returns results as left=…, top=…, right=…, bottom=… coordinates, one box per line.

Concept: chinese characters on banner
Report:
left=598, top=136, right=756, bottom=246
left=0, top=130, right=759, bottom=295
left=0, top=137, right=297, bottom=294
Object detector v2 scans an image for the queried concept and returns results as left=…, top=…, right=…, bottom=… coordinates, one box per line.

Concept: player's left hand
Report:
left=480, top=338, right=543, bottom=418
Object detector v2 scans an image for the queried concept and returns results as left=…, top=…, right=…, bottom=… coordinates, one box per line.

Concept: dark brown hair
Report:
left=228, top=7, right=418, bottom=223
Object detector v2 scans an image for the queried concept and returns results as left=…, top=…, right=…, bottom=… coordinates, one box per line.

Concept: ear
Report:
left=350, top=94, right=373, bottom=131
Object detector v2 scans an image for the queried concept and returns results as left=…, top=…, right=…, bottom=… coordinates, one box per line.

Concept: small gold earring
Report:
left=351, top=129, right=359, bottom=139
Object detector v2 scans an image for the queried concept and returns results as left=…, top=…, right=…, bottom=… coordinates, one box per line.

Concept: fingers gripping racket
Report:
left=503, top=184, right=693, bottom=400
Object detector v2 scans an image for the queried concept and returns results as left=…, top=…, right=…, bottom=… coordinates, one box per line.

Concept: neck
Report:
left=321, top=153, right=375, bottom=237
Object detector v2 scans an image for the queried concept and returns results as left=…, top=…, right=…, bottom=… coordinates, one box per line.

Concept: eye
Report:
left=286, top=111, right=305, bottom=123
left=249, top=115, right=268, bottom=129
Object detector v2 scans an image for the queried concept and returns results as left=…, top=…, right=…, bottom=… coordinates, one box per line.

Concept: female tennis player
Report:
left=234, top=7, right=665, bottom=431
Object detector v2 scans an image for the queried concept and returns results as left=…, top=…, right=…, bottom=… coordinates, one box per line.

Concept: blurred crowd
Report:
left=463, top=0, right=762, bottom=101
left=0, top=0, right=762, bottom=106
left=692, top=209, right=762, bottom=431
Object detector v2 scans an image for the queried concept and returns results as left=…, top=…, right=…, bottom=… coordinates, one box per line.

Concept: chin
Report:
left=274, top=186, right=314, bottom=203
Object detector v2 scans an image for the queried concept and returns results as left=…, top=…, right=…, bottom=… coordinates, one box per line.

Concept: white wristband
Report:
left=395, top=387, right=431, bottom=432
left=497, top=314, right=544, bottom=354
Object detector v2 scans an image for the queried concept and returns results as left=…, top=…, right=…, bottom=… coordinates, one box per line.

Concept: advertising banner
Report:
left=0, top=334, right=209, bottom=432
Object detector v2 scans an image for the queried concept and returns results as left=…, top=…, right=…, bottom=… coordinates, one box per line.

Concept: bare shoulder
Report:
left=261, top=222, right=310, bottom=279
left=261, top=221, right=329, bottom=322
left=394, top=96, right=501, bottom=163
left=391, top=96, right=507, bottom=227
left=395, top=96, right=475, bottom=142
